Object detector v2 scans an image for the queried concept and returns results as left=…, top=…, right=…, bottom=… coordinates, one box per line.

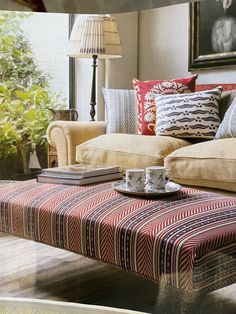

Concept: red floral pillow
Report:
left=133, top=75, right=198, bottom=135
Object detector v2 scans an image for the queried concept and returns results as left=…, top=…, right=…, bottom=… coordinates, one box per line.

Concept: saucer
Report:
left=112, top=180, right=182, bottom=197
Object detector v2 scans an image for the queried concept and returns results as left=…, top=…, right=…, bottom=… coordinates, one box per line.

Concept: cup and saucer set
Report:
left=113, top=166, right=181, bottom=197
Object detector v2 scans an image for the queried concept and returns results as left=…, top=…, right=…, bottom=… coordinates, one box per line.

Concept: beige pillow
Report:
left=76, top=134, right=190, bottom=171
left=165, top=138, right=236, bottom=192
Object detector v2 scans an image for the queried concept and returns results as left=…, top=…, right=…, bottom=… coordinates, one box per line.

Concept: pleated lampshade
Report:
left=68, top=15, right=122, bottom=59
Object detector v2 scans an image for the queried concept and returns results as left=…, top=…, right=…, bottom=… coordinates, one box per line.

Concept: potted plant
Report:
left=0, top=82, right=54, bottom=174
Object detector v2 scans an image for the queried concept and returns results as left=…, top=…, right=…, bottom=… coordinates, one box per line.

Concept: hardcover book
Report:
left=37, top=172, right=123, bottom=186
left=42, top=164, right=120, bottom=179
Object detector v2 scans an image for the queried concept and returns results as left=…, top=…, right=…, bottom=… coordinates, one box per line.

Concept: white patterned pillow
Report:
left=215, top=97, right=236, bottom=139
left=103, top=88, right=137, bottom=134
left=155, top=87, right=222, bottom=139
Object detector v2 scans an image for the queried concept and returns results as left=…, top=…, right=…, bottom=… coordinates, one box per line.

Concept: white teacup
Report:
left=145, top=166, right=166, bottom=191
left=126, top=169, right=145, bottom=192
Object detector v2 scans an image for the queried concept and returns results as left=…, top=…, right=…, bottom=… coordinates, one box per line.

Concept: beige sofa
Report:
left=47, top=121, right=236, bottom=194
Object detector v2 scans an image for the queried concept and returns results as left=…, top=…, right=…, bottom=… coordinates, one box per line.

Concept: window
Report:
left=21, top=12, right=74, bottom=107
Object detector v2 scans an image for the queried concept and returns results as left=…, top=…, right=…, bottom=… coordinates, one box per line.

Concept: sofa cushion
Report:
left=132, top=75, right=198, bottom=136
left=155, top=87, right=222, bottom=139
left=165, top=138, right=236, bottom=192
left=102, top=88, right=137, bottom=134
left=76, top=134, right=191, bottom=171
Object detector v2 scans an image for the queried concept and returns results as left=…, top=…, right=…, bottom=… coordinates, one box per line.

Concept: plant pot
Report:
left=0, top=143, right=47, bottom=180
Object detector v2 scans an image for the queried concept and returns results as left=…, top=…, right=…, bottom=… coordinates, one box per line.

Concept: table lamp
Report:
left=68, top=15, right=122, bottom=121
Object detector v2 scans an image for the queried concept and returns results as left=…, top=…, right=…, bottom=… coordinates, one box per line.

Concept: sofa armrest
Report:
left=46, top=121, right=107, bottom=166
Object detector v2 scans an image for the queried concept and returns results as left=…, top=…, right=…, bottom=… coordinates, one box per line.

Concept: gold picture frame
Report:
left=189, top=1, right=236, bottom=71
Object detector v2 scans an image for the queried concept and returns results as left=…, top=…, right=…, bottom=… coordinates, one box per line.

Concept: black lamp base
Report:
left=90, top=55, right=98, bottom=121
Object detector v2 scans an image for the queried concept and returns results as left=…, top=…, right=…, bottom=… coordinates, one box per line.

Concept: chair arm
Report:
left=46, top=121, right=107, bottom=166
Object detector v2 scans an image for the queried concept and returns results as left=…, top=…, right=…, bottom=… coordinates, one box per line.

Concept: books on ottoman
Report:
left=37, top=172, right=123, bottom=185
left=37, top=164, right=122, bottom=185
left=42, top=164, right=120, bottom=178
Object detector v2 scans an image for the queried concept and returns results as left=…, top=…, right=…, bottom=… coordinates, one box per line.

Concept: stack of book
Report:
left=37, top=164, right=123, bottom=185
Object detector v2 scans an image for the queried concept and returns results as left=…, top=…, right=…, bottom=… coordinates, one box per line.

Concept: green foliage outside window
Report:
left=0, top=12, right=65, bottom=173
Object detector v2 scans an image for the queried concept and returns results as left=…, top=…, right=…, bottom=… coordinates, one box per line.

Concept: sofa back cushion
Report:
left=196, top=84, right=236, bottom=92
left=76, top=134, right=191, bottom=171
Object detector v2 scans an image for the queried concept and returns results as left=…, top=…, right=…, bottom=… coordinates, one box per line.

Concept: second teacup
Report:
left=145, top=166, right=166, bottom=191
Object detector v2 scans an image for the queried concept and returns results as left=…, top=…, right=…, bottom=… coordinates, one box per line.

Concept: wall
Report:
left=138, top=3, right=236, bottom=83
left=105, top=12, right=138, bottom=89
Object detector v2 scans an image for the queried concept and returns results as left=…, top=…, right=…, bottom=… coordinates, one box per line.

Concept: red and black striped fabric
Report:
left=0, top=180, right=235, bottom=294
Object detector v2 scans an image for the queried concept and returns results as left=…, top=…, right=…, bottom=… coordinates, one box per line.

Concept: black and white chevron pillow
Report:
left=155, top=87, right=222, bottom=139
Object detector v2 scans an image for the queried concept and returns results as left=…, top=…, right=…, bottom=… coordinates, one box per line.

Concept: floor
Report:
left=0, top=232, right=236, bottom=314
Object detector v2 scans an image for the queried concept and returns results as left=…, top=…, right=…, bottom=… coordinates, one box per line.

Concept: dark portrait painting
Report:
left=189, top=0, right=236, bottom=70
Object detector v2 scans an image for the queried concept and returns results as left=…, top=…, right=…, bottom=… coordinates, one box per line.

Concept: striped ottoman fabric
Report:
left=0, top=180, right=235, bottom=294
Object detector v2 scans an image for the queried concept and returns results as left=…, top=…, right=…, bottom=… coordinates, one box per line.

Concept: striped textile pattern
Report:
left=155, top=87, right=222, bottom=139
left=0, top=180, right=235, bottom=294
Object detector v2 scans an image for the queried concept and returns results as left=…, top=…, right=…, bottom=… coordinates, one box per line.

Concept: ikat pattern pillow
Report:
left=103, top=88, right=137, bottom=134
left=155, top=87, right=222, bottom=139
left=215, top=97, right=236, bottom=139
left=133, top=75, right=198, bottom=135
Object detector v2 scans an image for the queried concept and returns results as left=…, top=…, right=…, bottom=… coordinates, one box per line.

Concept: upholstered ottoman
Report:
left=0, top=180, right=235, bottom=295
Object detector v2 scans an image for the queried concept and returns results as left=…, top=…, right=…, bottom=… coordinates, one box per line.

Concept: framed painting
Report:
left=189, top=0, right=236, bottom=70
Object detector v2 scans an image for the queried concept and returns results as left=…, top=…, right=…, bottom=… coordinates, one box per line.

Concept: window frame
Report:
left=69, top=14, right=76, bottom=109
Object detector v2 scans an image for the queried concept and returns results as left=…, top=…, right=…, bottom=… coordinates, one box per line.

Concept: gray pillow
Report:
left=102, top=88, right=137, bottom=134
left=215, top=97, right=236, bottom=139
